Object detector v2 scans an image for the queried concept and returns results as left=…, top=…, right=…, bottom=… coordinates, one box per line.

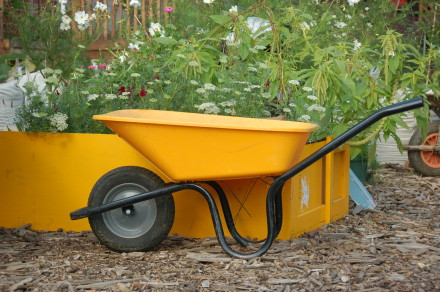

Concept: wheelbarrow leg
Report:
left=204, top=181, right=283, bottom=247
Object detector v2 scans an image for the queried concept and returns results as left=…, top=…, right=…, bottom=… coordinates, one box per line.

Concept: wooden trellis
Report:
left=70, top=0, right=177, bottom=40
left=0, top=0, right=195, bottom=55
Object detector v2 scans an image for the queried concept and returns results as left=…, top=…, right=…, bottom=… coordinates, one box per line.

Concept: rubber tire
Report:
left=88, top=166, right=175, bottom=252
left=408, top=121, right=440, bottom=176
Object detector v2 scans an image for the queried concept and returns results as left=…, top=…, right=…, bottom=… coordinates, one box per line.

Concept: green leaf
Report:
left=209, top=15, right=231, bottom=25
left=388, top=56, right=400, bottom=75
left=350, top=146, right=363, bottom=160
left=334, top=60, right=346, bottom=74
left=341, top=77, right=356, bottom=95
left=238, top=43, right=250, bottom=60
left=153, top=37, right=178, bottom=46
left=333, top=123, right=349, bottom=138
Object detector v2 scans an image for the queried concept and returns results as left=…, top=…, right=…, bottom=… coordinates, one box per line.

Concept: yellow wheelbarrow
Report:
left=71, top=97, right=424, bottom=258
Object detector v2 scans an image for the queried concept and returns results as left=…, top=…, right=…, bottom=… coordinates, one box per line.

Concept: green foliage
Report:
left=13, top=0, right=438, bottom=159
left=9, top=0, right=102, bottom=77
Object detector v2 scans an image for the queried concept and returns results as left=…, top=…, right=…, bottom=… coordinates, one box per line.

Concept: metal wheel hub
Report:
left=103, top=183, right=157, bottom=238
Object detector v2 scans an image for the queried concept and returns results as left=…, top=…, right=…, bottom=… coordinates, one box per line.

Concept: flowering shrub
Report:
left=14, top=0, right=439, bottom=157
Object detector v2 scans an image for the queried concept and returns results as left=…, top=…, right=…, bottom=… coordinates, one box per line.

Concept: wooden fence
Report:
left=0, top=0, right=197, bottom=56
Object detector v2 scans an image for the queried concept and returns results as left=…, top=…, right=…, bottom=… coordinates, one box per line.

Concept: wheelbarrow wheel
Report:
left=408, top=121, right=440, bottom=176
left=88, top=166, right=175, bottom=252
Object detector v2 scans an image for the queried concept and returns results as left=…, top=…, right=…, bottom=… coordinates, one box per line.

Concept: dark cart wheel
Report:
left=88, top=166, right=175, bottom=252
left=408, top=121, right=440, bottom=176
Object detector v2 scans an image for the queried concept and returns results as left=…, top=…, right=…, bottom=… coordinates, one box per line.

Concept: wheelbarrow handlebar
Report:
left=276, top=97, right=425, bottom=184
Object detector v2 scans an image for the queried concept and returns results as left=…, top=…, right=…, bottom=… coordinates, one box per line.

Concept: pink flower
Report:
left=88, top=65, right=96, bottom=69
left=164, top=6, right=174, bottom=12
left=97, top=64, right=106, bottom=69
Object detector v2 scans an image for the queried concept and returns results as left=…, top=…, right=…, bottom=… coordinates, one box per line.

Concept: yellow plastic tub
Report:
left=94, top=110, right=317, bottom=182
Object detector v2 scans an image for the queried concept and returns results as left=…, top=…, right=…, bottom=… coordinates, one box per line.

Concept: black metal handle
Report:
left=275, top=97, right=424, bottom=184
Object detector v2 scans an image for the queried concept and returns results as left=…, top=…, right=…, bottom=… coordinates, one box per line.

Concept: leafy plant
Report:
left=13, top=0, right=438, bottom=159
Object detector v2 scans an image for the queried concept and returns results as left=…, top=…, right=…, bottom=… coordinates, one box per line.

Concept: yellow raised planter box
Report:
left=0, top=131, right=349, bottom=239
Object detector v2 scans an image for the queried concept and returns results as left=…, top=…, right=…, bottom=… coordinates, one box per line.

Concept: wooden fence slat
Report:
left=141, top=0, right=146, bottom=29
left=111, top=0, right=116, bottom=39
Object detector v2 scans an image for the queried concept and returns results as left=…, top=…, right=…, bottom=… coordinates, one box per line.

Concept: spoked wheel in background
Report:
left=88, top=166, right=175, bottom=252
left=408, top=121, right=440, bottom=176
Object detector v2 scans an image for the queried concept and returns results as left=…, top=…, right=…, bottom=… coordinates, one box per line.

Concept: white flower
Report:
left=258, top=62, right=268, bottom=69
left=288, top=80, right=300, bottom=86
left=58, top=0, right=68, bottom=4
left=303, top=86, right=313, bottom=92
left=196, top=88, right=206, bottom=94
left=128, top=43, right=140, bottom=50
left=353, top=39, right=361, bottom=51
left=60, top=22, right=71, bottom=30
left=77, top=23, right=89, bottom=31
left=190, top=80, right=198, bottom=86
left=74, top=11, right=89, bottom=25
left=250, top=85, right=261, bottom=89
left=334, top=21, right=347, bottom=29
left=307, top=104, right=326, bottom=112
left=119, top=95, right=128, bottom=100
left=188, top=60, right=199, bottom=67
left=59, top=4, right=66, bottom=15
left=203, top=0, right=214, bottom=4
left=244, top=87, right=251, bottom=92
left=176, top=53, right=186, bottom=59
left=248, top=66, right=257, bottom=72
left=204, top=83, right=216, bottom=91
left=300, top=22, right=310, bottom=31
left=219, top=100, right=236, bottom=107
left=87, top=94, right=99, bottom=101
left=95, top=1, right=107, bottom=11
left=388, top=51, right=395, bottom=56
left=283, top=108, right=292, bottom=113
left=198, top=102, right=220, bottom=114
left=299, top=115, right=311, bottom=122
left=262, top=92, right=271, bottom=99
left=164, top=80, right=171, bottom=85
left=347, top=0, right=361, bottom=6
left=130, top=73, right=141, bottom=77
left=119, top=54, right=127, bottom=63
left=105, top=94, right=117, bottom=100
left=129, top=0, right=141, bottom=7
left=367, top=23, right=373, bottom=28
left=229, top=5, right=238, bottom=13
left=50, top=113, right=68, bottom=131
left=61, top=15, right=71, bottom=24
left=307, top=95, right=318, bottom=101
left=254, top=45, right=266, bottom=50
left=122, top=92, right=130, bottom=96
left=149, top=22, right=164, bottom=37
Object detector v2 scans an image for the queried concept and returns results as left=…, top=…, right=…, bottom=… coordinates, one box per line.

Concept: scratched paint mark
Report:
left=301, top=176, right=309, bottom=209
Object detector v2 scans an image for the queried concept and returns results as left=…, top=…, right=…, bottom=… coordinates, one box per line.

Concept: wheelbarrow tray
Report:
left=94, top=110, right=317, bottom=182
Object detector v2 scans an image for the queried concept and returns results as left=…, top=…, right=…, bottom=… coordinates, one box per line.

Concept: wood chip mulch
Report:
left=1, top=165, right=439, bottom=291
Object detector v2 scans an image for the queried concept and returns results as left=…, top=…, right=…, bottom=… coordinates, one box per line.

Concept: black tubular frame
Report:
left=70, top=97, right=424, bottom=259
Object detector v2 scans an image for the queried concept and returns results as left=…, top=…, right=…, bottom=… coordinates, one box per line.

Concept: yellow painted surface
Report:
left=0, top=132, right=349, bottom=239
left=95, top=110, right=317, bottom=181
